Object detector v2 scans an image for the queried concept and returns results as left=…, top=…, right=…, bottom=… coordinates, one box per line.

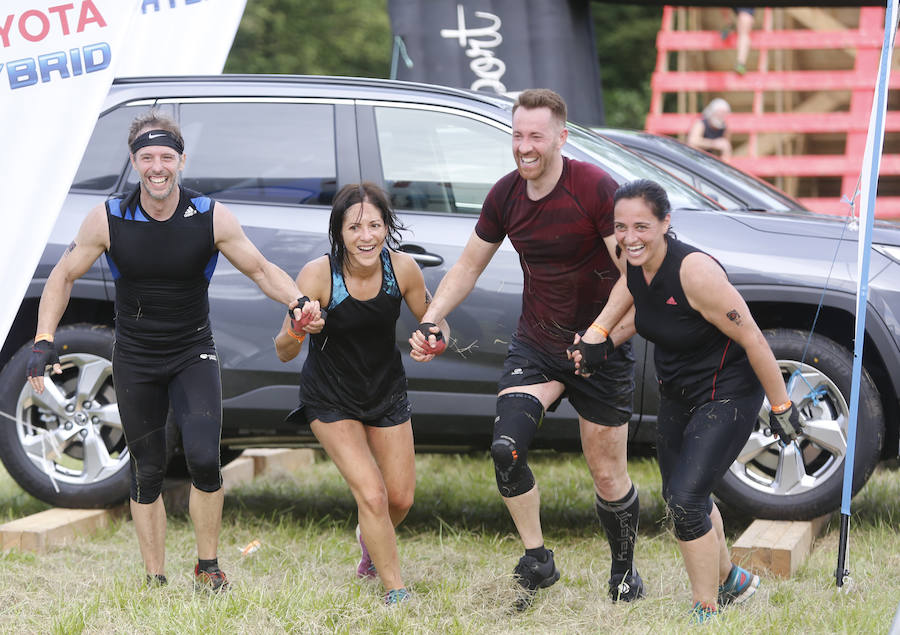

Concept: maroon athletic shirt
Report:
left=475, top=157, right=619, bottom=357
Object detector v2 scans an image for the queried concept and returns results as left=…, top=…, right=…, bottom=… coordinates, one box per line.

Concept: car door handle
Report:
left=397, top=243, right=444, bottom=267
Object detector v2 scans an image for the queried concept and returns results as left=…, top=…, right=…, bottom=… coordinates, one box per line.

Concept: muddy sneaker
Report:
left=512, top=550, right=560, bottom=611
left=194, top=564, right=229, bottom=593
left=718, top=563, right=759, bottom=607
left=356, top=524, right=377, bottom=579
left=608, top=568, right=645, bottom=602
left=384, top=588, right=410, bottom=605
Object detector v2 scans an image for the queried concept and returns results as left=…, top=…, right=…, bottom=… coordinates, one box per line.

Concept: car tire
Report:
left=714, top=328, right=884, bottom=520
left=0, top=324, right=131, bottom=508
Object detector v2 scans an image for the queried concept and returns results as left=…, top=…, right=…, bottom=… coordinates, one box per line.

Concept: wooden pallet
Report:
left=0, top=449, right=316, bottom=553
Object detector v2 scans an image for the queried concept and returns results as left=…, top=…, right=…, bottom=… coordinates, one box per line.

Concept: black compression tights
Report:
left=113, top=345, right=223, bottom=503
left=655, top=389, right=763, bottom=541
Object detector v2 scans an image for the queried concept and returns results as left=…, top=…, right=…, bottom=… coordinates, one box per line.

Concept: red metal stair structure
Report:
left=645, top=6, right=900, bottom=219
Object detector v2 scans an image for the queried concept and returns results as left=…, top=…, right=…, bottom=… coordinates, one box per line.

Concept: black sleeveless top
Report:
left=628, top=237, right=757, bottom=404
left=105, top=186, right=219, bottom=354
left=701, top=117, right=726, bottom=140
left=299, top=248, right=407, bottom=418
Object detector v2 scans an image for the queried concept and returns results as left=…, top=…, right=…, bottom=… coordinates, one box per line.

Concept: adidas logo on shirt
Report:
left=666, top=296, right=678, bottom=305
left=184, top=206, right=197, bottom=218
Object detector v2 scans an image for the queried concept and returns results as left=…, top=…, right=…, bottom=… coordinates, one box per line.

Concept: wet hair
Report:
left=329, top=182, right=406, bottom=270
left=127, top=110, right=184, bottom=153
left=512, top=89, right=567, bottom=128
left=613, top=179, right=676, bottom=257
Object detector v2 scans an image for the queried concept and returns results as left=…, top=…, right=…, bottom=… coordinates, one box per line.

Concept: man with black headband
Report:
left=26, top=111, right=322, bottom=592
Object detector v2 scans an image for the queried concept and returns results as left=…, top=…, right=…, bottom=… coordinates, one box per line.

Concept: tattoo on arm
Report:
left=63, top=241, right=76, bottom=257
left=726, top=309, right=743, bottom=326
left=424, top=288, right=433, bottom=305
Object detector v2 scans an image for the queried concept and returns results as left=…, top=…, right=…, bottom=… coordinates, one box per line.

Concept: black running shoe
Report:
left=512, top=550, right=560, bottom=611
left=145, top=574, right=167, bottom=588
left=514, top=550, right=561, bottom=591
left=608, top=568, right=645, bottom=602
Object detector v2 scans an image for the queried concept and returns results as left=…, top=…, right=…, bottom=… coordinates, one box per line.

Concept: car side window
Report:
left=374, top=106, right=513, bottom=214
left=72, top=103, right=173, bottom=191
left=127, top=101, right=337, bottom=206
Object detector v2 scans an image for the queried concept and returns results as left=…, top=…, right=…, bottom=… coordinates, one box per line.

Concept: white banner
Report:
left=0, top=1, right=139, bottom=349
left=115, top=0, right=247, bottom=77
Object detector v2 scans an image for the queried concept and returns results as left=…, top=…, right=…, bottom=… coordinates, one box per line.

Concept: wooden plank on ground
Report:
left=732, top=514, right=832, bottom=578
left=243, top=449, right=315, bottom=476
left=0, top=507, right=126, bottom=553
left=1, top=450, right=314, bottom=550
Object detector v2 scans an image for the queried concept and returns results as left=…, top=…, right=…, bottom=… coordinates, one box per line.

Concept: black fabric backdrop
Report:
left=388, top=0, right=606, bottom=125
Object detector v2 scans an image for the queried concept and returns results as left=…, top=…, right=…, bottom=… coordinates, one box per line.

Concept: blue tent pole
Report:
left=835, top=0, right=897, bottom=589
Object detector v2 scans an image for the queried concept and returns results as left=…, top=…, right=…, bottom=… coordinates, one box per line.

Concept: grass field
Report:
left=1, top=452, right=898, bottom=634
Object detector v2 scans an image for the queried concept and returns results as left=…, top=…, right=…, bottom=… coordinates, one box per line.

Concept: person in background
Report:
left=687, top=98, right=733, bottom=162
left=733, top=8, right=755, bottom=75
left=275, top=182, right=448, bottom=605
left=570, top=179, right=802, bottom=623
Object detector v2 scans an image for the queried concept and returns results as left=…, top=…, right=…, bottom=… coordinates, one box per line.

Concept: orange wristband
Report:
left=771, top=400, right=792, bottom=414
left=588, top=323, right=609, bottom=339
left=34, top=333, right=54, bottom=343
left=287, top=329, right=306, bottom=344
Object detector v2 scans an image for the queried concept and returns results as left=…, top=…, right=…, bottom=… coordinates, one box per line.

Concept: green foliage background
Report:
left=225, top=1, right=661, bottom=130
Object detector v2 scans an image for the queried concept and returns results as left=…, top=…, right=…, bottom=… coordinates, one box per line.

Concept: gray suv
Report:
left=1, top=75, right=898, bottom=521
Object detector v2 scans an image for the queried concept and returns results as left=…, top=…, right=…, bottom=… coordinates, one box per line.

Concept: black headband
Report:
left=129, top=129, right=184, bottom=154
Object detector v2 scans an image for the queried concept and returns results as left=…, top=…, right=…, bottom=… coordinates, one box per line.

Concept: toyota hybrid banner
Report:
left=116, top=0, right=247, bottom=77
left=0, top=0, right=247, bottom=348
left=0, top=1, right=138, bottom=348
left=387, top=0, right=604, bottom=125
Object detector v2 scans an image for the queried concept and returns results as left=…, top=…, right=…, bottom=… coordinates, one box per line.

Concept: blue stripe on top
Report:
left=328, top=247, right=400, bottom=311
left=107, top=197, right=150, bottom=222
left=190, top=195, right=212, bottom=213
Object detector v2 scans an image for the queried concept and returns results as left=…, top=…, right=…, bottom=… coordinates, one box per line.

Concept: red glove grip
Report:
left=417, top=323, right=446, bottom=355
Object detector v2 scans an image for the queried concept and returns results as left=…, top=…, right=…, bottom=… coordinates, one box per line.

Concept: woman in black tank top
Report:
left=274, top=183, right=449, bottom=605
left=571, top=180, right=802, bottom=620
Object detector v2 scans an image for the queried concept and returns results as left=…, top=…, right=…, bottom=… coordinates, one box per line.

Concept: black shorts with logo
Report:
left=497, top=334, right=635, bottom=426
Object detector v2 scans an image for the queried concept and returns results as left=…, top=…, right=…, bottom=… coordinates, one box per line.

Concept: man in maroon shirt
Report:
left=411, top=89, right=642, bottom=608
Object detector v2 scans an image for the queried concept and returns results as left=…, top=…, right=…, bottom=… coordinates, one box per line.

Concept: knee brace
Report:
left=666, top=491, right=714, bottom=542
left=490, top=393, right=543, bottom=498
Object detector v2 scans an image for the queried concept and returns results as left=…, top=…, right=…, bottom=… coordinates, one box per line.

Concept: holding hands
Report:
left=409, top=322, right=447, bottom=362
left=288, top=296, right=326, bottom=336
left=567, top=324, right=615, bottom=377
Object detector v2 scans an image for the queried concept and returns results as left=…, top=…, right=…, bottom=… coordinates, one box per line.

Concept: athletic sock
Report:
left=198, top=558, right=219, bottom=574
left=595, top=485, right=639, bottom=577
left=525, top=545, right=550, bottom=563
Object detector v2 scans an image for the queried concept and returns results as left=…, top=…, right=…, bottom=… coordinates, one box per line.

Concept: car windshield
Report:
left=640, top=132, right=809, bottom=213
left=565, top=124, right=720, bottom=211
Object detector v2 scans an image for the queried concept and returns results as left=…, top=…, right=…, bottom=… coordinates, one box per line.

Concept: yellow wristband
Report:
left=588, top=323, right=609, bottom=339
left=288, top=329, right=306, bottom=344
left=771, top=400, right=792, bottom=414
left=34, top=333, right=54, bottom=343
